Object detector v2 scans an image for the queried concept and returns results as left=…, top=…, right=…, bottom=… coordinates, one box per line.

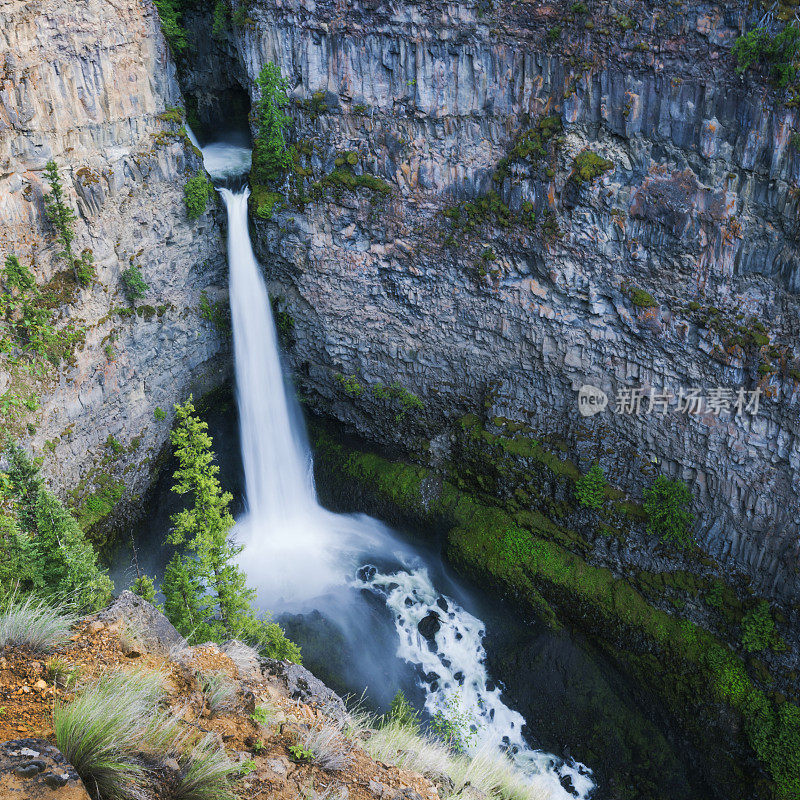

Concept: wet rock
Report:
left=0, top=738, right=91, bottom=799
left=417, top=611, right=441, bottom=641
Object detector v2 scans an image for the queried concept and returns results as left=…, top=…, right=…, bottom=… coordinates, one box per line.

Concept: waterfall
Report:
left=206, top=139, right=594, bottom=800
left=220, top=188, right=314, bottom=523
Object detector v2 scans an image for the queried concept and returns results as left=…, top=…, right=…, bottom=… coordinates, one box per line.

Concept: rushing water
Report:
left=201, top=139, right=595, bottom=799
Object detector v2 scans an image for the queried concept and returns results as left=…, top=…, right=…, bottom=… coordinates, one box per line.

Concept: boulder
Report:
left=417, top=611, right=440, bottom=641
left=98, top=591, right=184, bottom=656
left=261, top=659, right=347, bottom=724
left=0, top=738, right=90, bottom=799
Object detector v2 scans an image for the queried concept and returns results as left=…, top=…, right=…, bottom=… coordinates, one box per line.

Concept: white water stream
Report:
left=201, top=138, right=594, bottom=800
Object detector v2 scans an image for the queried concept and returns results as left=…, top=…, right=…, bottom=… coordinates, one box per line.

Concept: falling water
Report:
left=205, top=139, right=594, bottom=800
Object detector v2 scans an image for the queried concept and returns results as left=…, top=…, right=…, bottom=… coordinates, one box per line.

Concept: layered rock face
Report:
left=0, top=0, right=228, bottom=510
left=226, top=0, right=800, bottom=601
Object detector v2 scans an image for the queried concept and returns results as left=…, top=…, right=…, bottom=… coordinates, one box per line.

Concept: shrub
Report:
left=153, top=0, right=188, bottom=53
left=120, top=266, right=148, bottom=303
left=575, top=463, right=606, bottom=510
left=251, top=63, right=293, bottom=188
left=0, top=597, right=75, bottom=653
left=733, top=24, right=800, bottom=89
left=389, top=689, right=421, bottom=733
left=4, top=444, right=114, bottom=610
left=154, top=406, right=167, bottom=421
left=643, top=475, right=694, bottom=547
left=131, top=574, right=156, bottom=603
left=741, top=600, right=777, bottom=653
left=430, top=695, right=477, bottom=754
left=184, top=174, right=212, bottom=220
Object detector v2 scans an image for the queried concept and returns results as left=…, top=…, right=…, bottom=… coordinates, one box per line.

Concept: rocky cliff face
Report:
left=0, top=0, right=229, bottom=522
left=220, top=0, right=800, bottom=602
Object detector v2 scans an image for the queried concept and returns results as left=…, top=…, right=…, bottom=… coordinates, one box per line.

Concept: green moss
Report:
left=184, top=173, right=212, bottom=220
left=313, top=432, right=798, bottom=799
left=250, top=184, right=284, bottom=220
left=72, top=474, right=125, bottom=532
left=572, top=150, right=614, bottom=184
left=157, top=106, right=184, bottom=125
left=310, top=168, right=394, bottom=200
left=334, top=373, right=365, bottom=398
left=630, top=287, right=659, bottom=308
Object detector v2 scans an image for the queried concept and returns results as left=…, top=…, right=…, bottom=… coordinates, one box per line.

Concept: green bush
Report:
left=153, top=0, right=188, bottom=53
left=389, top=690, right=421, bottom=733
left=184, top=174, right=212, bottom=220
left=154, top=406, right=167, bottom=422
left=741, top=600, right=776, bottom=652
left=3, top=444, right=113, bottom=610
left=643, top=475, right=694, bottom=547
left=575, top=463, right=606, bottom=510
left=120, top=266, right=148, bottom=303
left=733, top=23, right=800, bottom=89
left=572, top=150, right=614, bottom=184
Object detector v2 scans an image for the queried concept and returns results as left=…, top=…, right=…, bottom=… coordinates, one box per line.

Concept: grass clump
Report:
left=199, top=671, right=237, bottom=715
left=630, top=287, right=658, bottom=308
left=0, top=596, right=75, bottom=654
left=297, top=722, right=353, bottom=770
left=173, top=732, right=236, bottom=800
left=54, top=670, right=168, bottom=800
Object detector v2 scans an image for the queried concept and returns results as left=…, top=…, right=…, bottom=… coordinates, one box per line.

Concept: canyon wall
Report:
left=0, top=0, right=229, bottom=520
left=226, top=0, right=800, bottom=601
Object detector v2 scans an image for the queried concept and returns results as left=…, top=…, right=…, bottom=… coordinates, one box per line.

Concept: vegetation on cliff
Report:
left=313, top=428, right=799, bottom=800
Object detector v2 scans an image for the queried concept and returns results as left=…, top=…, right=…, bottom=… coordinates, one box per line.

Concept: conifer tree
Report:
left=251, top=63, right=293, bottom=186
left=575, top=462, right=607, bottom=510
left=160, top=398, right=300, bottom=661
left=3, top=443, right=113, bottom=608
left=43, top=161, right=77, bottom=266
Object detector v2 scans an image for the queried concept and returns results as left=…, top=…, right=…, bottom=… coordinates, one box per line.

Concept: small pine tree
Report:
left=575, top=463, right=607, bottom=510
left=162, top=398, right=300, bottom=661
left=161, top=552, right=211, bottom=639
left=4, top=443, right=112, bottom=609
left=43, top=161, right=76, bottom=263
left=131, top=574, right=157, bottom=603
left=643, top=475, right=695, bottom=547
left=251, top=63, right=293, bottom=187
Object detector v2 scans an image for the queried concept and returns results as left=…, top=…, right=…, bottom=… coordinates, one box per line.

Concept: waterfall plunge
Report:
left=211, top=143, right=594, bottom=799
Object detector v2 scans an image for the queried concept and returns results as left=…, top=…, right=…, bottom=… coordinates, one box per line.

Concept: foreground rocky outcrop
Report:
left=0, top=0, right=229, bottom=533
left=205, top=0, right=800, bottom=603
left=0, top=593, right=440, bottom=800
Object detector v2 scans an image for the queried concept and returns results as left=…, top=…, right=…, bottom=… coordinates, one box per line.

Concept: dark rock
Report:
left=417, top=610, right=441, bottom=641
left=260, top=659, right=348, bottom=723
left=0, top=738, right=90, bottom=799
